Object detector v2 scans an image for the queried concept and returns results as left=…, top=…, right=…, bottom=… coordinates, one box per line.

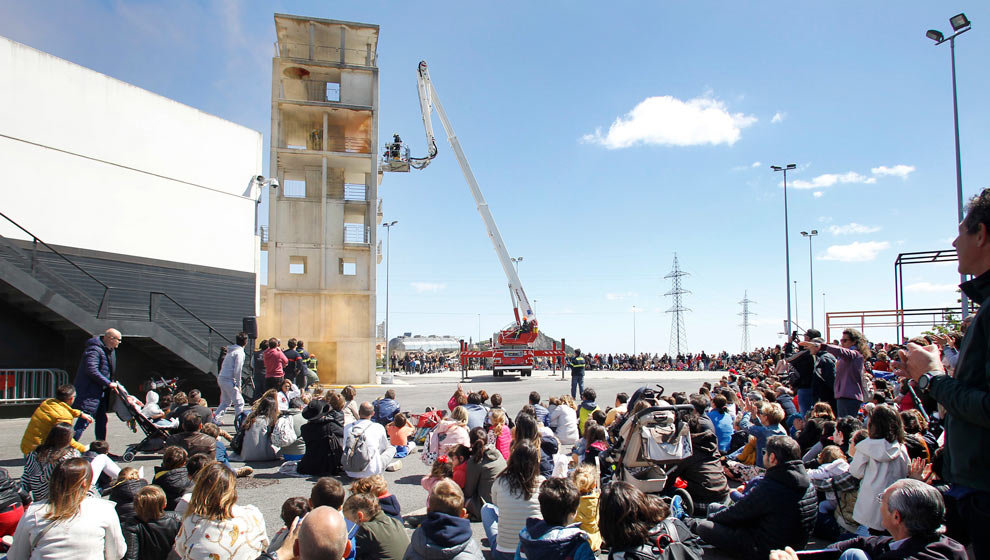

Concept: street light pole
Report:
left=382, top=220, right=397, bottom=375
left=511, top=256, right=524, bottom=275
left=794, top=280, right=799, bottom=331
left=772, top=164, right=797, bottom=334
left=927, top=13, right=972, bottom=318
left=801, top=230, right=818, bottom=329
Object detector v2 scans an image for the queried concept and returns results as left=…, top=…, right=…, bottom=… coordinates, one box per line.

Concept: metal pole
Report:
left=794, top=280, right=799, bottom=330
left=783, top=169, right=793, bottom=334
left=950, top=36, right=969, bottom=319
left=384, top=222, right=395, bottom=376
left=808, top=234, right=815, bottom=329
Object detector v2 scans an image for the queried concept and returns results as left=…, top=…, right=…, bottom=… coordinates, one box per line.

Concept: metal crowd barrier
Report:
left=0, top=369, right=70, bottom=406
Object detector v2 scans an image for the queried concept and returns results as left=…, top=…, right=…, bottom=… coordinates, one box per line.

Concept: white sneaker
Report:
left=385, top=460, right=402, bottom=472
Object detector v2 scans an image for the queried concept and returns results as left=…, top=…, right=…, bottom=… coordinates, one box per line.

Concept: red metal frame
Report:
left=825, top=307, right=961, bottom=343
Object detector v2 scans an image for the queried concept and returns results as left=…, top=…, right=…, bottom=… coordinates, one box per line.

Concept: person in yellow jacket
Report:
left=570, top=464, right=603, bottom=551
left=20, top=384, right=91, bottom=455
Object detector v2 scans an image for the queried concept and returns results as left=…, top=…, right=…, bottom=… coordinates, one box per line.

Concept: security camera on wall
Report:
left=268, top=178, right=279, bottom=189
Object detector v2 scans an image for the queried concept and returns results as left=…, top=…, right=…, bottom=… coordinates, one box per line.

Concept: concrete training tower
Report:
left=260, top=14, right=382, bottom=384
left=664, top=253, right=690, bottom=356
left=739, top=291, right=756, bottom=352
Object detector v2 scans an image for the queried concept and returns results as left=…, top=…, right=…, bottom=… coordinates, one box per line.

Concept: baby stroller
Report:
left=601, top=385, right=698, bottom=514
left=111, top=384, right=172, bottom=462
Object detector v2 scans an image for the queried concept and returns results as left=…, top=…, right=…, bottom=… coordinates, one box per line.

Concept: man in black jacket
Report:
left=896, top=188, right=990, bottom=558
left=685, top=435, right=816, bottom=560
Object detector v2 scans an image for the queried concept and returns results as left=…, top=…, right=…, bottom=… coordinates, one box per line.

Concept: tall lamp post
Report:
left=772, top=164, right=797, bottom=334
left=794, top=280, right=799, bottom=331
left=801, top=230, right=818, bottom=329
left=926, top=13, right=972, bottom=318
left=382, top=220, right=398, bottom=375
left=511, top=256, right=524, bottom=274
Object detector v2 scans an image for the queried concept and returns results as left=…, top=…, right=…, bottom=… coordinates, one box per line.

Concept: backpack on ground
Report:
left=271, top=413, right=298, bottom=448
left=341, top=423, right=375, bottom=473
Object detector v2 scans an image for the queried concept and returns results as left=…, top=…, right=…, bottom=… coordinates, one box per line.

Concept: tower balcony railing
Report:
left=343, top=224, right=370, bottom=245
left=282, top=135, right=371, bottom=154
left=343, top=183, right=367, bottom=202
left=280, top=42, right=377, bottom=67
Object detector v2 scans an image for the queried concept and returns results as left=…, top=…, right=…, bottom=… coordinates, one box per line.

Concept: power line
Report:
left=664, top=253, right=690, bottom=356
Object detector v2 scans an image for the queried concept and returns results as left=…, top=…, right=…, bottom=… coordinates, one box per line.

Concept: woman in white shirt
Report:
left=9, top=457, right=125, bottom=560
left=172, top=462, right=268, bottom=560
left=482, top=440, right=544, bottom=560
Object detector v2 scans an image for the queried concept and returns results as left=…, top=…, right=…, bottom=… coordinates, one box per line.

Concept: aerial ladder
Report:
left=381, top=61, right=564, bottom=377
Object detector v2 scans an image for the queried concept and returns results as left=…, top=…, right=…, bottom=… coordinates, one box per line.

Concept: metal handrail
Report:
left=0, top=211, right=233, bottom=357
left=0, top=210, right=111, bottom=292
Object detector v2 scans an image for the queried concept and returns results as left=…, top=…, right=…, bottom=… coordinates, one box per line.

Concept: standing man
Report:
left=264, top=337, right=288, bottom=390
left=567, top=349, right=586, bottom=400
left=283, top=338, right=301, bottom=388
left=896, top=188, right=990, bottom=558
left=214, top=331, right=247, bottom=424
left=73, top=328, right=121, bottom=440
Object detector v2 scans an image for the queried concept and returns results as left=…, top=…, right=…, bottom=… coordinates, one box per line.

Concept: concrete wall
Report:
left=0, top=37, right=263, bottom=274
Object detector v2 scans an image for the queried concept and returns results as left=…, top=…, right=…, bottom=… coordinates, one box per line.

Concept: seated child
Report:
left=404, top=479, right=482, bottom=560
left=141, top=391, right=165, bottom=421
left=268, top=497, right=312, bottom=553
left=352, top=474, right=401, bottom=520
left=105, top=466, right=148, bottom=521
left=173, top=452, right=213, bottom=515
left=421, top=455, right=454, bottom=503
left=570, top=464, right=602, bottom=551
left=448, top=445, right=469, bottom=489
left=83, top=440, right=121, bottom=492
left=310, top=477, right=357, bottom=560
left=128, top=485, right=182, bottom=560
left=342, top=493, right=410, bottom=560
left=386, top=414, right=414, bottom=458
left=153, top=446, right=190, bottom=511
left=582, top=424, right=608, bottom=465
left=486, top=409, right=511, bottom=461
left=517, top=477, right=594, bottom=560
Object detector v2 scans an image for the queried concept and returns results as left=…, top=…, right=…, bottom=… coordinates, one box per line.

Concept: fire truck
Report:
left=382, top=61, right=565, bottom=377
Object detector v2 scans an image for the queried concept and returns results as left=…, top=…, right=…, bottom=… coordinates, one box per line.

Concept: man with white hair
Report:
left=771, top=479, right=967, bottom=560
left=73, top=328, right=121, bottom=440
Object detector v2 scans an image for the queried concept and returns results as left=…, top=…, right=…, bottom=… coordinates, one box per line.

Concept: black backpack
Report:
left=0, top=468, right=26, bottom=510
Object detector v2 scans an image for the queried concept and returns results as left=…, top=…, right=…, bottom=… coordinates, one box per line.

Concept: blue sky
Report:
left=3, top=2, right=988, bottom=354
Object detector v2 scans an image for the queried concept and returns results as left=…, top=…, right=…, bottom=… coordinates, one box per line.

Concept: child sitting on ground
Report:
left=487, top=409, right=511, bottom=460
left=448, top=445, right=469, bottom=489
left=517, top=477, right=594, bottom=560
left=153, top=446, right=190, bottom=511
left=310, top=477, right=356, bottom=560
left=173, top=452, right=213, bottom=515
left=421, top=454, right=454, bottom=502
left=571, top=464, right=602, bottom=551
left=352, top=474, right=401, bottom=520
left=386, top=413, right=414, bottom=458
left=267, top=497, right=312, bottom=553
left=342, top=493, right=410, bottom=560
left=582, top=424, right=608, bottom=465
left=106, top=466, right=147, bottom=521
left=404, top=479, right=482, bottom=560
left=578, top=388, right=600, bottom=435
left=808, top=445, right=850, bottom=513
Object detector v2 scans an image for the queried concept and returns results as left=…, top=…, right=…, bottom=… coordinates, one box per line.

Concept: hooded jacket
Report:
left=573, top=492, right=602, bottom=551
left=578, top=401, right=599, bottom=435
left=73, top=336, right=115, bottom=414
left=539, top=433, right=558, bottom=478
left=403, top=512, right=483, bottom=560
left=708, top=459, right=817, bottom=560
left=848, top=437, right=909, bottom=531
left=20, top=399, right=87, bottom=454
left=664, top=430, right=729, bottom=505
left=374, top=398, right=400, bottom=426
left=516, top=519, right=594, bottom=560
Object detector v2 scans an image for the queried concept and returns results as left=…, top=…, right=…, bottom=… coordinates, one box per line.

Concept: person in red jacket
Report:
left=263, top=338, right=289, bottom=391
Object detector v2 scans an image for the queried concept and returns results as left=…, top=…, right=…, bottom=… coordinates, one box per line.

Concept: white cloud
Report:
left=791, top=171, right=876, bottom=189
left=828, top=223, right=882, bottom=235
left=819, top=241, right=890, bottom=262
left=871, top=165, right=915, bottom=179
left=582, top=94, right=757, bottom=149
left=771, top=111, right=786, bottom=123
left=813, top=191, right=823, bottom=198
left=411, top=282, right=446, bottom=293
left=905, top=282, right=957, bottom=293
left=606, top=291, right=638, bottom=301
left=751, top=161, right=762, bottom=168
